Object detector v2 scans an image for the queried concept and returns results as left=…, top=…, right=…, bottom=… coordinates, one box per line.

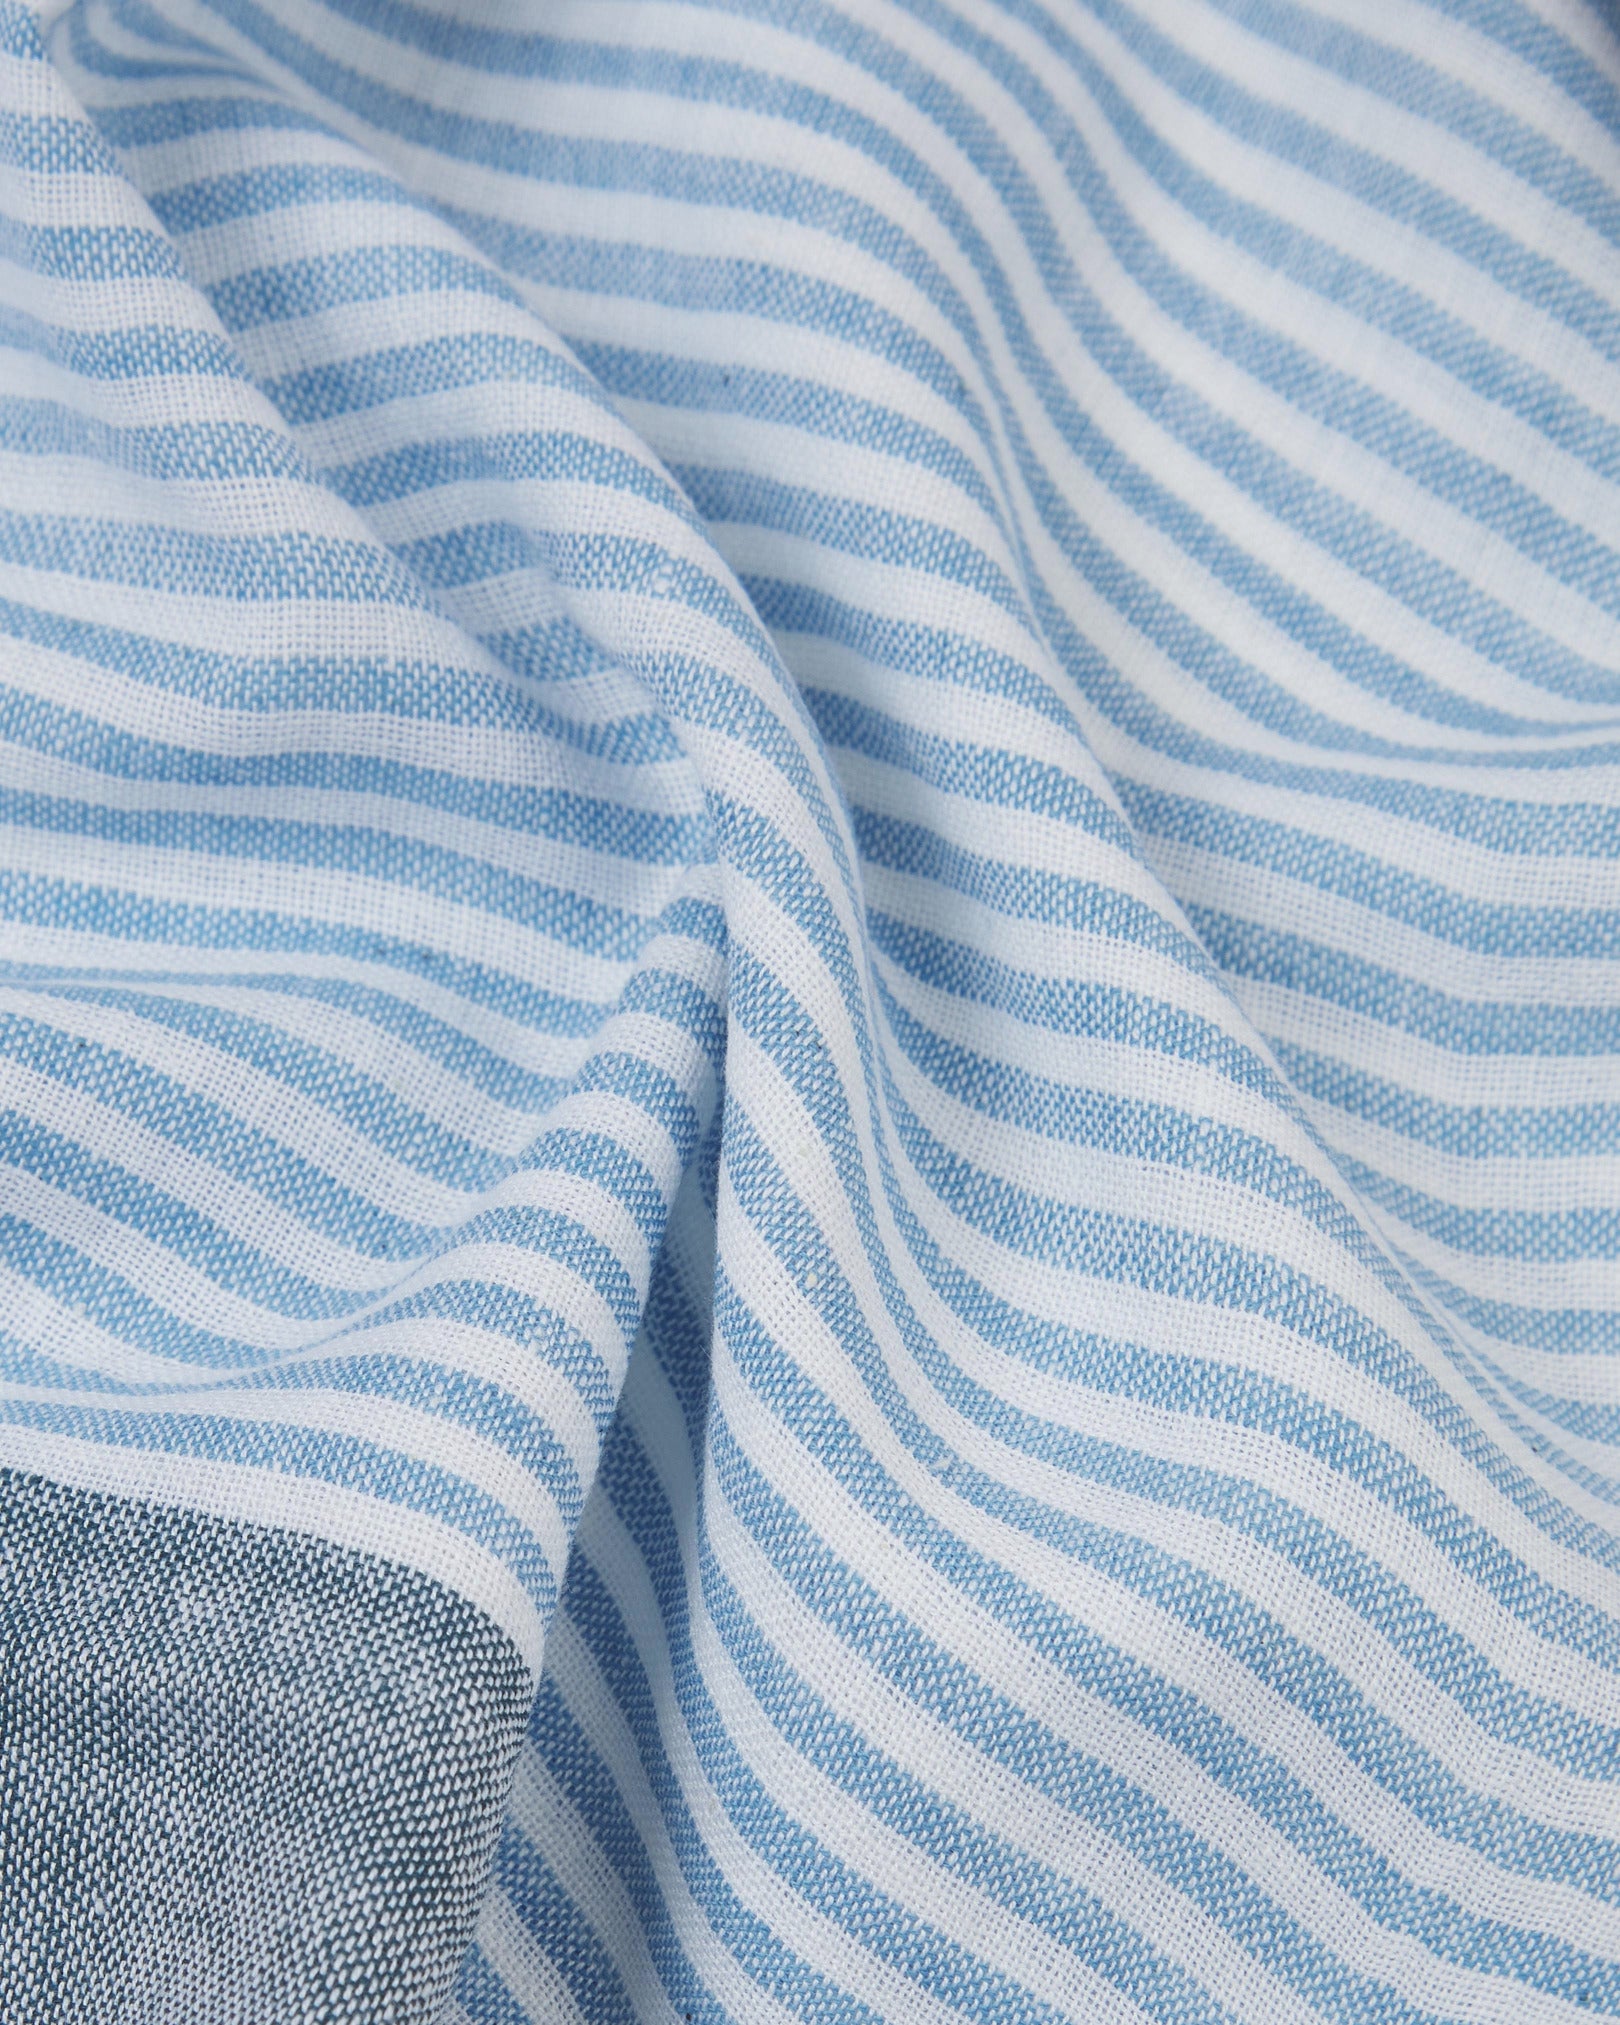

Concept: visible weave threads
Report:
left=0, top=1468, right=530, bottom=2024
left=2, top=1, right=1619, bottom=2019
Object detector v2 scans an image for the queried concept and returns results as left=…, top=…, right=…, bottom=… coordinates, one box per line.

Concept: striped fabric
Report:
left=1, top=0, right=1617, bottom=2018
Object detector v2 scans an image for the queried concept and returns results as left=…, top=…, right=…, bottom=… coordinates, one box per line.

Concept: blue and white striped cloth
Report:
left=2, top=0, right=1618, bottom=2019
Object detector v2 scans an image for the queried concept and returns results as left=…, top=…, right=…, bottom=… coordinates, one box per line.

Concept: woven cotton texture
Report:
left=1, top=0, right=1618, bottom=2019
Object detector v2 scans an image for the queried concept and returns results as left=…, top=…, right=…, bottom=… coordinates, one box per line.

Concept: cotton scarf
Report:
left=1, top=3, right=1617, bottom=2021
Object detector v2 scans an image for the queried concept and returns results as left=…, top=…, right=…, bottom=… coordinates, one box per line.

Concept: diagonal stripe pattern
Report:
left=2, top=1, right=1619, bottom=2020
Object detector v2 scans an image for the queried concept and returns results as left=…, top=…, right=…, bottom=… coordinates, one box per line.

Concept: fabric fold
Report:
left=3, top=1, right=1620, bottom=2021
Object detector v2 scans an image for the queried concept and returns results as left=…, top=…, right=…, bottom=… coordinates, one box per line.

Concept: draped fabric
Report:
left=2, top=1, right=1618, bottom=2019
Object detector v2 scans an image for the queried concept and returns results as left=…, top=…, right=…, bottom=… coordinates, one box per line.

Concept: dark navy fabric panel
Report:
left=0, top=1468, right=529, bottom=2024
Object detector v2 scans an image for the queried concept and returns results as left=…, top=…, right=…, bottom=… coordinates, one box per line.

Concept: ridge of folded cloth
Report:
left=1, top=0, right=1618, bottom=2020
